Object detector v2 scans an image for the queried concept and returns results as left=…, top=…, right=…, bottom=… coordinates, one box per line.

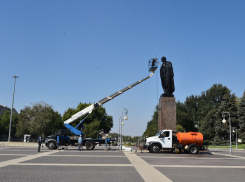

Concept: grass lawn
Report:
left=208, top=144, right=245, bottom=149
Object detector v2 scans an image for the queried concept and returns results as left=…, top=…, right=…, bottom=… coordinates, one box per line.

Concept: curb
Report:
left=0, top=142, right=38, bottom=147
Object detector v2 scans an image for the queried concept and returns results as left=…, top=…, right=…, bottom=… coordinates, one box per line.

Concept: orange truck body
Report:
left=176, top=132, right=203, bottom=146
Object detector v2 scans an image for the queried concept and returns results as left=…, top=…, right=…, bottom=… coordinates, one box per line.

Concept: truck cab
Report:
left=45, top=129, right=70, bottom=149
left=144, top=130, right=174, bottom=153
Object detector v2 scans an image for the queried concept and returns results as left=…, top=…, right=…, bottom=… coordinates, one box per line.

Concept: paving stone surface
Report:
left=1, top=146, right=245, bottom=182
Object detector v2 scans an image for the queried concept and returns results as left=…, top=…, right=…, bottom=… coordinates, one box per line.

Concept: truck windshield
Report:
left=155, top=131, right=161, bottom=136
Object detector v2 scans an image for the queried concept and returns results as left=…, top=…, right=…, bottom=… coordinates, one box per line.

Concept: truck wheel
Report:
left=48, top=142, right=56, bottom=150
left=150, top=144, right=160, bottom=153
left=172, top=148, right=180, bottom=154
left=86, top=141, right=95, bottom=150
left=189, top=146, right=199, bottom=154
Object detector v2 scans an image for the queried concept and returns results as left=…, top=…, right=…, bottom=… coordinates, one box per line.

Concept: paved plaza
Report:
left=0, top=145, right=245, bottom=182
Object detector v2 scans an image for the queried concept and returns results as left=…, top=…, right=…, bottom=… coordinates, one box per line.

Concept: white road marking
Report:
left=0, top=150, right=59, bottom=168
left=58, top=150, right=119, bottom=153
left=49, top=155, right=126, bottom=157
left=124, top=152, right=173, bottom=182
left=14, top=163, right=133, bottom=166
left=0, top=154, right=28, bottom=156
left=0, top=150, right=48, bottom=151
left=211, top=152, right=245, bottom=159
left=140, top=156, right=244, bottom=160
left=153, top=165, right=245, bottom=169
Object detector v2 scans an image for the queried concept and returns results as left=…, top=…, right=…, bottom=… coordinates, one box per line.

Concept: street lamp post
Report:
left=233, top=127, right=238, bottom=149
left=195, top=121, right=199, bottom=132
left=118, top=118, right=121, bottom=148
left=222, top=112, right=232, bottom=155
left=138, top=136, right=141, bottom=146
left=8, top=76, right=18, bottom=142
left=120, top=108, right=128, bottom=151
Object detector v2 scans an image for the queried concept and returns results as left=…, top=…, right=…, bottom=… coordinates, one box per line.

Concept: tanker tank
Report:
left=176, top=132, right=203, bottom=146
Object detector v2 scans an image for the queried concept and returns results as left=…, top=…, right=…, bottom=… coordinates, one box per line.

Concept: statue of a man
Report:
left=160, top=56, right=175, bottom=97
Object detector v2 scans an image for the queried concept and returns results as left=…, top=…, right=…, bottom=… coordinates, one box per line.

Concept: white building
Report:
left=0, top=104, right=18, bottom=115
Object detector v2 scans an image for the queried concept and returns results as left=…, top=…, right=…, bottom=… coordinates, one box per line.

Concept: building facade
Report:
left=0, top=105, right=18, bottom=115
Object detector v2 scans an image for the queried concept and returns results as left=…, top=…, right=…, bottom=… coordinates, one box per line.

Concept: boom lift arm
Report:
left=63, top=59, right=158, bottom=136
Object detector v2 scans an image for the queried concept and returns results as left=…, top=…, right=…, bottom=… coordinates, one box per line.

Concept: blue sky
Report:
left=1, top=0, right=245, bottom=136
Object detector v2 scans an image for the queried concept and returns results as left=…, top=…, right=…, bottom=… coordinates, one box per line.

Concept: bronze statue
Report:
left=160, top=56, right=175, bottom=97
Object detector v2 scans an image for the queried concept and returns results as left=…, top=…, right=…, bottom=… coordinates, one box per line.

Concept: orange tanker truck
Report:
left=143, top=129, right=206, bottom=154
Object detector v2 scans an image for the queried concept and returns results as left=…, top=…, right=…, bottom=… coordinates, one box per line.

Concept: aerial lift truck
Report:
left=44, top=59, right=158, bottom=150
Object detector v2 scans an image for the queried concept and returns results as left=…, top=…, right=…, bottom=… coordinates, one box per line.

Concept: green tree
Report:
left=176, top=124, right=186, bottom=132
left=62, top=102, right=113, bottom=138
left=146, top=124, right=158, bottom=137
left=236, top=97, right=241, bottom=107
left=238, top=90, right=245, bottom=142
left=143, top=106, right=158, bottom=137
left=132, top=136, right=139, bottom=143
left=183, top=84, right=231, bottom=132
left=16, top=102, right=63, bottom=138
left=0, top=111, right=19, bottom=138
left=181, top=84, right=232, bottom=141
left=213, top=93, right=239, bottom=145
left=201, top=84, right=230, bottom=110
left=176, top=101, right=194, bottom=131
left=83, top=119, right=101, bottom=139
left=200, top=109, right=218, bottom=142
left=185, top=95, right=199, bottom=124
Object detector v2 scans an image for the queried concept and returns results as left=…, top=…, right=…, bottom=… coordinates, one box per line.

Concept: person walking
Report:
left=38, top=135, right=42, bottom=152
left=78, top=135, right=83, bottom=151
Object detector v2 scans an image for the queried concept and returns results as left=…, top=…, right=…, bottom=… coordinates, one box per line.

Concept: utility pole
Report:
left=8, top=76, right=18, bottom=142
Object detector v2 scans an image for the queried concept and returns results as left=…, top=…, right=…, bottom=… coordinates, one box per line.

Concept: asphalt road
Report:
left=0, top=145, right=245, bottom=182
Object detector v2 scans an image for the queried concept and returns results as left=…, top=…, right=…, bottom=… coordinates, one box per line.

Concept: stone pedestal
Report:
left=158, top=97, right=176, bottom=132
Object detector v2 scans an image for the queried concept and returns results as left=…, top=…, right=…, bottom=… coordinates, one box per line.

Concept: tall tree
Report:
left=82, top=119, right=101, bottom=139
left=176, top=124, right=186, bottom=132
left=200, top=109, right=217, bottom=142
left=143, top=106, right=158, bottom=137
left=0, top=111, right=19, bottom=138
left=185, top=95, right=199, bottom=123
left=213, top=93, right=239, bottom=145
left=185, top=84, right=231, bottom=132
left=238, top=90, right=245, bottom=142
left=185, top=84, right=232, bottom=139
left=16, top=102, right=63, bottom=138
left=176, top=101, right=194, bottom=131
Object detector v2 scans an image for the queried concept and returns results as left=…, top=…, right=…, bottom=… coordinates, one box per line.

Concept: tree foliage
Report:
left=176, top=101, right=194, bottom=131
left=0, top=111, right=19, bottom=138
left=16, top=102, right=63, bottom=138
left=239, top=90, right=245, bottom=141
left=143, top=106, right=158, bottom=137
left=176, top=124, right=186, bottom=132
left=176, top=84, right=240, bottom=144
left=83, top=119, right=101, bottom=139
left=214, top=93, right=239, bottom=143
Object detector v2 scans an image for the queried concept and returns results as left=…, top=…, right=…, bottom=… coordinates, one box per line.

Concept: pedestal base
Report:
left=158, top=97, right=176, bottom=132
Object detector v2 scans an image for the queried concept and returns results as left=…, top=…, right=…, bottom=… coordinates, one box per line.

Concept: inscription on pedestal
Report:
left=158, top=97, right=176, bottom=131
